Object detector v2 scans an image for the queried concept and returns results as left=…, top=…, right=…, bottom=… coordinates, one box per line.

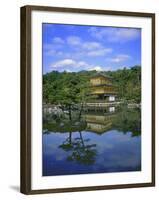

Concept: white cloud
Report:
left=45, top=49, right=56, bottom=56
left=43, top=37, right=64, bottom=54
left=108, top=54, right=131, bottom=63
left=89, top=27, right=140, bottom=42
left=66, top=35, right=112, bottom=56
left=88, top=66, right=103, bottom=71
left=52, top=37, right=64, bottom=44
left=50, top=59, right=89, bottom=72
left=67, top=36, right=103, bottom=50
left=50, top=59, right=107, bottom=72
left=56, top=51, right=65, bottom=56
left=44, top=35, right=112, bottom=59
left=82, top=42, right=102, bottom=50
left=87, top=48, right=112, bottom=56
left=76, top=61, right=89, bottom=68
left=67, top=36, right=81, bottom=45
left=52, top=59, right=76, bottom=68
left=43, top=38, right=65, bottom=56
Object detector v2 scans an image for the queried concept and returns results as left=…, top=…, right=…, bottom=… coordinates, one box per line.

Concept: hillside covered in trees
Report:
left=43, top=65, right=141, bottom=105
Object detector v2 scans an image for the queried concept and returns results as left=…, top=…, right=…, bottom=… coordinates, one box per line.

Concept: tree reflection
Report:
left=59, top=131, right=97, bottom=165
left=112, top=108, right=141, bottom=137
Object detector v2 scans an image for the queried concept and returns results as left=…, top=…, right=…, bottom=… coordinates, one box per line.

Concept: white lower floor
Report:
left=109, top=95, right=115, bottom=102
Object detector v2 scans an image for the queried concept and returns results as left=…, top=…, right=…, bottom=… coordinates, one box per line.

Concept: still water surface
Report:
left=43, top=107, right=141, bottom=176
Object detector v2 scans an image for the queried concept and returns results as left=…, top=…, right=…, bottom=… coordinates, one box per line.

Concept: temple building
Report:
left=89, top=74, right=117, bottom=102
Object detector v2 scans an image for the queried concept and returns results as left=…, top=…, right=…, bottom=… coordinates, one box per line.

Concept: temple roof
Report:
left=90, top=73, right=112, bottom=80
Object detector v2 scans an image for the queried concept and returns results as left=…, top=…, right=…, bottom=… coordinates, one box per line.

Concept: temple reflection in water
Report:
left=84, top=107, right=116, bottom=134
left=43, top=105, right=141, bottom=176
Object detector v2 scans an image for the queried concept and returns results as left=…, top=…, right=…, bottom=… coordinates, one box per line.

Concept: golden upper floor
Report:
left=90, top=74, right=112, bottom=86
left=90, top=85, right=117, bottom=95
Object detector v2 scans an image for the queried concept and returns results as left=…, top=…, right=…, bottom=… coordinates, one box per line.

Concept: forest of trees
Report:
left=43, top=65, right=141, bottom=107
left=107, top=65, right=141, bottom=103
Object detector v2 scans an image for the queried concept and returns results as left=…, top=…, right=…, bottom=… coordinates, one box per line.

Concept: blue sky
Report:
left=42, top=24, right=141, bottom=74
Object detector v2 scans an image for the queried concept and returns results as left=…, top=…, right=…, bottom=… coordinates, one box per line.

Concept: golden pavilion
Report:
left=89, top=74, right=117, bottom=102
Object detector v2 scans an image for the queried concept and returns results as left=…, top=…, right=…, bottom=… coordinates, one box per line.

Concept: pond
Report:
left=42, top=106, right=141, bottom=176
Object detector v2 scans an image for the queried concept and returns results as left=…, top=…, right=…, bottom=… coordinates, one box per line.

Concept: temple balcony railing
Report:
left=89, top=91, right=118, bottom=95
left=90, top=83, right=113, bottom=87
left=86, top=99, right=112, bottom=103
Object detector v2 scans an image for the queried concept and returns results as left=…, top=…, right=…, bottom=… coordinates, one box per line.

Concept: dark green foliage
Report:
left=43, top=71, right=90, bottom=105
left=43, top=65, right=141, bottom=104
left=106, top=65, right=141, bottom=103
left=113, top=107, right=141, bottom=137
